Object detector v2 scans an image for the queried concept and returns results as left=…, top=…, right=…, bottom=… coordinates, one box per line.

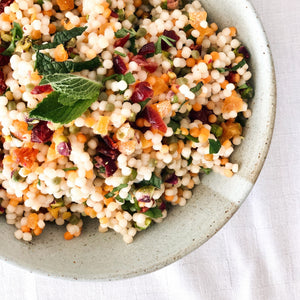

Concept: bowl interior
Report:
left=0, top=0, right=276, bottom=280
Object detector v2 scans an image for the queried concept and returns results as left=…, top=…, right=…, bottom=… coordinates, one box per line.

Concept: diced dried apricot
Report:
left=12, top=120, right=30, bottom=140
left=13, top=147, right=39, bottom=168
left=152, top=100, right=172, bottom=118
left=189, top=11, right=207, bottom=31
left=57, top=0, right=74, bottom=11
left=27, top=213, right=39, bottom=229
left=118, top=140, right=136, bottom=155
left=222, top=95, right=244, bottom=113
left=94, top=116, right=110, bottom=135
left=54, top=44, right=68, bottom=62
left=221, top=120, right=242, bottom=142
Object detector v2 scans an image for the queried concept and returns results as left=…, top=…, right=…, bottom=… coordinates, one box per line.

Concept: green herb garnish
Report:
left=138, top=173, right=162, bottom=189
left=201, top=167, right=212, bottom=175
left=35, top=52, right=101, bottom=75
left=63, top=167, right=78, bottom=172
left=2, top=22, right=23, bottom=56
left=34, top=26, right=87, bottom=50
left=185, top=134, right=199, bottom=143
left=104, top=184, right=128, bottom=199
left=190, top=81, right=203, bottom=94
left=155, top=35, right=176, bottom=54
left=209, top=139, right=221, bottom=154
left=143, top=207, right=163, bottom=219
left=210, top=124, right=223, bottom=138
left=217, top=59, right=247, bottom=73
left=29, top=91, right=96, bottom=124
left=114, top=50, right=126, bottom=57
left=115, top=28, right=136, bottom=38
left=139, top=98, right=151, bottom=110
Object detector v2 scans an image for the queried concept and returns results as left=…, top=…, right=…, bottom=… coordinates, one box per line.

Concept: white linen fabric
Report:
left=0, top=0, right=299, bottom=299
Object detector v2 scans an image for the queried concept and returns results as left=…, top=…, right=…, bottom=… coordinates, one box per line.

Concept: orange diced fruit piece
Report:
left=54, top=44, right=68, bottom=62
left=118, top=140, right=136, bottom=155
left=57, top=0, right=74, bottom=11
left=27, top=213, right=39, bottom=229
left=221, top=120, right=242, bottom=142
left=94, top=116, right=110, bottom=135
left=222, top=95, right=244, bottom=113
left=189, top=11, right=207, bottom=31
left=152, top=100, right=172, bottom=118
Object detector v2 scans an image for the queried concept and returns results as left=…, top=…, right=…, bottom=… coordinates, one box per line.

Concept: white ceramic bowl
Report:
left=0, top=0, right=276, bottom=280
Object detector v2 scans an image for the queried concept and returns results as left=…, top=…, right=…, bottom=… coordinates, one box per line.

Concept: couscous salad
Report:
left=0, top=0, right=253, bottom=243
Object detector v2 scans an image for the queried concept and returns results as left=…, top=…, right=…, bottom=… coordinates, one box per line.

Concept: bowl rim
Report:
left=0, top=0, right=276, bottom=281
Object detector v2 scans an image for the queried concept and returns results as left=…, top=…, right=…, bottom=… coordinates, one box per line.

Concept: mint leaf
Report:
left=138, top=173, right=162, bottom=189
left=123, top=72, right=135, bottom=84
left=217, top=59, right=247, bottom=73
left=29, top=92, right=96, bottom=124
left=34, top=26, right=87, bottom=50
left=57, top=93, right=79, bottom=106
left=190, top=82, right=203, bottom=94
left=35, top=52, right=101, bottom=75
left=104, top=184, right=128, bottom=199
left=209, top=139, right=221, bottom=154
left=2, top=22, right=23, bottom=56
left=201, top=167, right=212, bottom=175
left=143, top=207, right=163, bottom=219
left=115, top=28, right=136, bottom=38
left=185, top=134, right=198, bottom=143
left=40, top=74, right=102, bottom=101
left=53, top=26, right=87, bottom=45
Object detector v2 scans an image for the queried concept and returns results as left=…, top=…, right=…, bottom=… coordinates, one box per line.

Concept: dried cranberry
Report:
left=31, top=84, right=53, bottom=95
left=190, top=44, right=202, bottom=52
left=0, top=48, right=10, bottom=67
left=31, top=121, right=54, bottom=143
left=238, top=46, right=250, bottom=59
left=165, top=173, right=178, bottom=184
left=131, top=82, right=154, bottom=103
left=96, top=136, right=120, bottom=160
left=0, top=205, right=5, bottom=214
left=131, top=55, right=158, bottom=73
left=159, top=201, right=166, bottom=211
left=110, top=10, right=119, bottom=18
left=113, top=55, right=127, bottom=74
left=143, top=105, right=167, bottom=133
left=0, top=71, right=7, bottom=95
left=0, top=0, right=13, bottom=14
left=226, top=72, right=236, bottom=83
left=138, top=42, right=155, bottom=56
left=189, top=107, right=213, bottom=124
left=94, top=155, right=118, bottom=177
left=114, top=33, right=130, bottom=48
left=161, top=30, right=179, bottom=50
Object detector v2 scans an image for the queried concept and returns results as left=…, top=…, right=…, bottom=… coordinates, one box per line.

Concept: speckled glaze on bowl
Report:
left=0, top=0, right=276, bottom=280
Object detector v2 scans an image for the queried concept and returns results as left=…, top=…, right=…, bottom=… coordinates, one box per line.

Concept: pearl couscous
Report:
left=0, top=0, right=253, bottom=243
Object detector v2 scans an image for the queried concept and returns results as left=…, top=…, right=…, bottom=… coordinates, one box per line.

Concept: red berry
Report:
left=131, top=82, right=153, bottom=103
left=31, top=84, right=53, bottom=95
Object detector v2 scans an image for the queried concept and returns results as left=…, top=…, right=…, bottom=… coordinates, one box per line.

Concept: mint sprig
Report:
left=29, top=74, right=103, bottom=124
